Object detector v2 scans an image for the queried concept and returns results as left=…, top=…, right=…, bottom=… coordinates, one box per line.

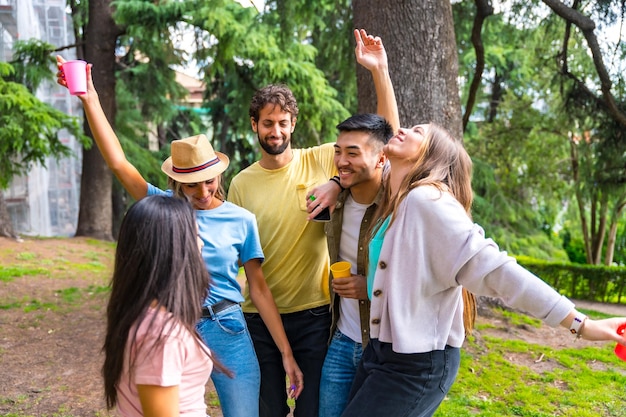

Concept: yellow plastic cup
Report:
left=330, top=261, right=352, bottom=278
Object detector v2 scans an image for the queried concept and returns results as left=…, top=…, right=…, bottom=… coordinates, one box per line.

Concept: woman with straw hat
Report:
left=57, top=56, right=303, bottom=417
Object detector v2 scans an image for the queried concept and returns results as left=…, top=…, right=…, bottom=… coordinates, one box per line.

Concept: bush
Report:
left=516, top=256, right=626, bottom=303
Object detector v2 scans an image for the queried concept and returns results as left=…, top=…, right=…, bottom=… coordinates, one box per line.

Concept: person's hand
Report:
left=306, top=181, right=341, bottom=221
left=578, top=317, right=626, bottom=344
left=332, top=275, right=368, bottom=299
left=56, top=55, right=97, bottom=103
left=354, top=28, right=388, bottom=73
left=282, top=353, right=304, bottom=399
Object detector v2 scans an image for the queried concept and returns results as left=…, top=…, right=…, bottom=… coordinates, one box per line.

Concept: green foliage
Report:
left=9, top=39, right=58, bottom=91
left=561, top=228, right=588, bottom=264
left=114, top=81, right=168, bottom=190
left=454, top=1, right=626, bottom=265
left=455, top=4, right=575, bottom=261
left=263, top=0, right=356, bottom=112
left=166, top=108, right=211, bottom=142
left=564, top=113, right=626, bottom=264
left=516, top=255, right=626, bottom=303
left=471, top=157, right=569, bottom=261
left=0, top=62, right=88, bottom=189
left=109, top=0, right=353, bottom=187
left=18, top=0, right=620, bottom=255
left=184, top=0, right=350, bottom=171
left=613, top=222, right=626, bottom=266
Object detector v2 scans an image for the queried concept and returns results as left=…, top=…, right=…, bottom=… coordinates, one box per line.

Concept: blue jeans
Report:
left=341, top=339, right=460, bottom=417
left=246, top=305, right=331, bottom=417
left=196, top=304, right=260, bottom=417
left=319, top=329, right=363, bottom=417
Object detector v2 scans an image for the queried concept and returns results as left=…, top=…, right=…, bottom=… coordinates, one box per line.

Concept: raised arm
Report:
left=354, top=29, right=400, bottom=133
left=56, top=56, right=148, bottom=200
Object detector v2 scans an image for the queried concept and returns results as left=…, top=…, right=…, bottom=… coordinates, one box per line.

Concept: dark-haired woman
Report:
left=103, top=195, right=216, bottom=416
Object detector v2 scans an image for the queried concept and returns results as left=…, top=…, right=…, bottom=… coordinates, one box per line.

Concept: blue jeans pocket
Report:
left=198, top=307, right=247, bottom=336
left=438, top=346, right=460, bottom=393
left=216, top=310, right=247, bottom=335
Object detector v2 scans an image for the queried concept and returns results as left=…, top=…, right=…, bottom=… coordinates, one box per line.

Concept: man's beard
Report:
left=259, top=134, right=290, bottom=155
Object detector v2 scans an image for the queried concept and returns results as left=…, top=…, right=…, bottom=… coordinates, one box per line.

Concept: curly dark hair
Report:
left=249, top=84, right=299, bottom=122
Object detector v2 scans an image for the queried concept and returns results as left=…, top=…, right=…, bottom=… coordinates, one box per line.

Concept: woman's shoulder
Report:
left=146, top=183, right=173, bottom=197
left=221, top=201, right=257, bottom=220
left=404, top=186, right=464, bottom=213
left=134, top=307, right=178, bottom=339
left=406, top=185, right=449, bottom=202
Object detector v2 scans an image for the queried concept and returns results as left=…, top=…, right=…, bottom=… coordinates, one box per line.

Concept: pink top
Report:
left=116, top=308, right=213, bottom=416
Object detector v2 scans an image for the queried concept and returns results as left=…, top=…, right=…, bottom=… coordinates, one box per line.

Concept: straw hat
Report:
left=161, top=134, right=229, bottom=183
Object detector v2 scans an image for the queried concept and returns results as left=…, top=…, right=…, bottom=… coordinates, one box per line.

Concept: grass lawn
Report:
left=436, top=309, right=626, bottom=417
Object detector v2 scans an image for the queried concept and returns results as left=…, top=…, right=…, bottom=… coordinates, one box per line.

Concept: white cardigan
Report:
left=369, top=186, right=574, bottom=353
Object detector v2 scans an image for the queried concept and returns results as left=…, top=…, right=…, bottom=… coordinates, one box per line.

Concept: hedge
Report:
left=515, top=256, right=626, bottom=304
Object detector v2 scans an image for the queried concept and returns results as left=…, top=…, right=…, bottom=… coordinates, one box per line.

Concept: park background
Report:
left=2, top=0, right=626, bottom=271
left=2, top=0, right=626, bottom=415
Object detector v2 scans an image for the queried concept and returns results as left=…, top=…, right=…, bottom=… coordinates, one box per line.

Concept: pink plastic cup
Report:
left=614, top=324, right=626, bottom=360
left=62, top=60, right=87, bottom=95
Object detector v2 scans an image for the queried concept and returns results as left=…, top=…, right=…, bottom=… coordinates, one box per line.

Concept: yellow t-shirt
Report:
left=228, top=143, right=336, bottom=313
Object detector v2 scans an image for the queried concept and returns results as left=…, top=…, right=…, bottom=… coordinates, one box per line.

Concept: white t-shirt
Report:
left=337, top=195, right=370, bottom=343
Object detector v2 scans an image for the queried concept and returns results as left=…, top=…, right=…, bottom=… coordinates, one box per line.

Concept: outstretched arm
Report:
left=354, top=29, right=400, bottom=133
left=56, top=56, right=148, bottom=200
left=561, top=310, right=626, bottom=344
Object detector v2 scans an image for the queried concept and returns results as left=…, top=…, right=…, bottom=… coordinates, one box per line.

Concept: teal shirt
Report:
left=367, top=216, right=391, bottom=299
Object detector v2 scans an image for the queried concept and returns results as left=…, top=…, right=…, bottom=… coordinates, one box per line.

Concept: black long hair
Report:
left=102, top=195, right=209, bottom=409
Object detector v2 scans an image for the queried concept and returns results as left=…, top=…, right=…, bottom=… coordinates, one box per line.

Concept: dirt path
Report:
left=0, top=237, right=223, bottom=417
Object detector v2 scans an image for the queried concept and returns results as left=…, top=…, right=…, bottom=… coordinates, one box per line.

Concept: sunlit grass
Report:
left=435, top=310, right=626, bottom=417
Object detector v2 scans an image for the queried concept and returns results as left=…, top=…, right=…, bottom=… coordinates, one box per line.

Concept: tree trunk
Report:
left=74, top=0, right=121, bottom=241
left=605, top=198, right=626, bottom=266
left=570, top=138, right=592, bottom=263
left=585, top=190, right=608, bottom=265
left=353, top=0, right=463, bottom=140
left=0, top=193, right=19, bottom=239
left=488, top=72, right=503, bottom=123
left=353, top=0, right=474, bottom=331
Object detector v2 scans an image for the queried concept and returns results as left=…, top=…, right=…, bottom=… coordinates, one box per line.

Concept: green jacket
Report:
left=324, top=186, right=384, bottom=348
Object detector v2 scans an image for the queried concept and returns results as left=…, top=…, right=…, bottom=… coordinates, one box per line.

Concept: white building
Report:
left=1, top=0, right=83, bottom=236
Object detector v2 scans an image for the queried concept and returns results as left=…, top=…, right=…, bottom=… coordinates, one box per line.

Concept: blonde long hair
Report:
left=374, top=123, right=477, bottom=334
left=377, top=123, right=473, bottom=224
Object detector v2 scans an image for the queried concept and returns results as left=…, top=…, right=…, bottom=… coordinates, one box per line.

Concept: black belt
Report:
left=201, top=300, right=239, bottom=317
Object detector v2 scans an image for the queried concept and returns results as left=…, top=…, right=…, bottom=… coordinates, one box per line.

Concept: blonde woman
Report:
left=341, top=123, right=626, bottom=417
